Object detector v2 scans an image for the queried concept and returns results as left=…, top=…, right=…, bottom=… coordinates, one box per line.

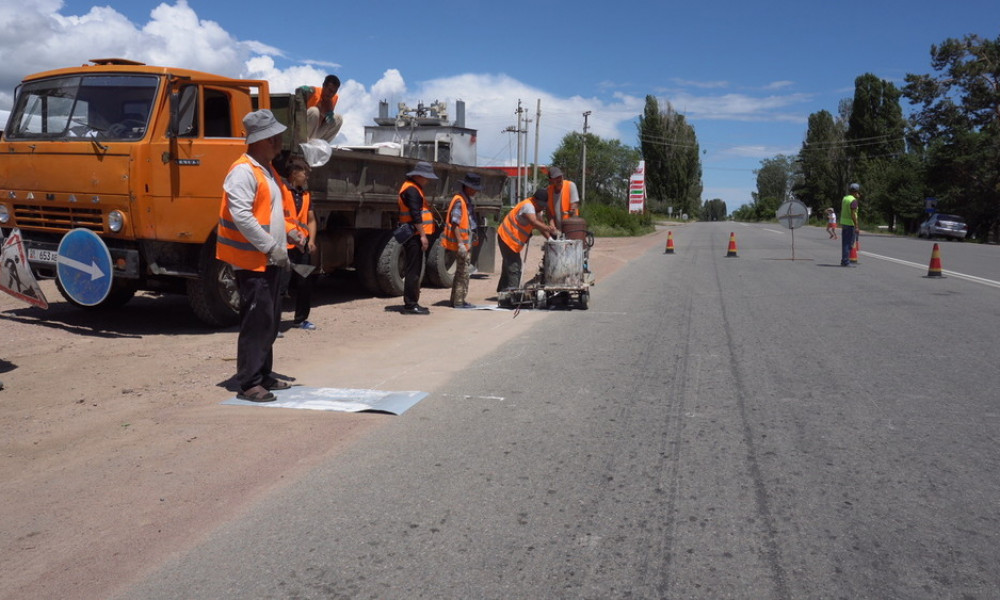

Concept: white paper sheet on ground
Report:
left=222, top=387, right=427, bottom=415
left=455, top=304, right=506, bottom=310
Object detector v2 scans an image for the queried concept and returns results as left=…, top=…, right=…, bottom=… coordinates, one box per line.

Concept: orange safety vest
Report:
left=498, top=198, right=537, bottom=253
left=441, top=194, right=472, bottom=251
left=307, top=87, right=339, bottom=113
left=548, top=181, right=578, bottom=220
left=397, top=180, right=435, bottom=235
left=217, top=155, right=277, bottom=271
left=281, top=181, right=311, bottom=250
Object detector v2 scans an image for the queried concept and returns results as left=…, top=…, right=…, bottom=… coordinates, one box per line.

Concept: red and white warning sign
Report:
left=1, top=228, right=49, bottom=309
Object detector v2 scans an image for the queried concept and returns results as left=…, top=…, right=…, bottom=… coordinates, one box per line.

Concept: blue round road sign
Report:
left=57, top=228, right=113, bottom=306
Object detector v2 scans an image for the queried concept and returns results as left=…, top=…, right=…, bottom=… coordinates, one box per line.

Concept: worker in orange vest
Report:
left=299, top=75, right=342, bottom=143
left=545, top=166, right=580, bottom=234
left=217, top=109, right=292, bottom=402
left=497, top=189, right=557, bottom=293
left=280, top=157, right=319, bottom=330
left=442, top=173, right=482, bottom=308
left=397, top=161, right=438, bottom=315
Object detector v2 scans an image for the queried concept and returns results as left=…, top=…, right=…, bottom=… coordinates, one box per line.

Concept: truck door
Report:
left=144, top=80, right=265, bottom=245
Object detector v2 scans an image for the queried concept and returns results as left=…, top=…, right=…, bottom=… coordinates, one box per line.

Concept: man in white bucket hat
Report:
left=217, top=109, right=292, bottom=402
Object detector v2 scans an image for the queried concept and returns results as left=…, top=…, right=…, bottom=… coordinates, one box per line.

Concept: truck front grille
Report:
left=13, top=204, right=103, bottom=232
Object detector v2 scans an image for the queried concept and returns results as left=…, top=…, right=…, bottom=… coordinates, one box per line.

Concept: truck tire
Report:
left=354, top=230, right=383, bottom=295
left=187, top=240, right=240, bottom=327
left=55, top=277, right=137, bottom=310
left=425, top=236, right=455, bottom=288
left=374, top=233, right=425, bottom=297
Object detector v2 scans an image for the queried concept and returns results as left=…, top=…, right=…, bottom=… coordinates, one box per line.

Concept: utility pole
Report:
left=532, top=99, right=541, bottom=190
left=581, top=111, right=591, bottom=205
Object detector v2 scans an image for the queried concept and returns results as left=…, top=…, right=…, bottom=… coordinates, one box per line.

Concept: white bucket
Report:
left=543, top=239, right=584, bottom=286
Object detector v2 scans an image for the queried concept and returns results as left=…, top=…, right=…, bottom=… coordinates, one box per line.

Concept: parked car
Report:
left=918, top=213, right=968, bottom=240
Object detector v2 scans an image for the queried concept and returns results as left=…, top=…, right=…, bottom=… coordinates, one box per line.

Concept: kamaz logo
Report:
left=176, top=159, right=201, bottom=166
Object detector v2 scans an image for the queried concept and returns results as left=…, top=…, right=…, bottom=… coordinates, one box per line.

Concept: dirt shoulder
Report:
left=0, top=227, right=668, bottom=599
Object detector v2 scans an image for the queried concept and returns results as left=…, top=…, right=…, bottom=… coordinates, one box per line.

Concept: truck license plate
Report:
left=28, top=248, right=59, bottom=264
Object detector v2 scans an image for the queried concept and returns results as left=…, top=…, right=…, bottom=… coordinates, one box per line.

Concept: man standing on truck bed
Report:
left=398, top=161, right=438, bottom=315
left=218, top=109, right=292, bottom=403
left=300, top=75, right=343, bottom=143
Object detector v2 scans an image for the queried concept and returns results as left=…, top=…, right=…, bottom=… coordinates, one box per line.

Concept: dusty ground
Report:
left=0, top=228, right=667, bottom=599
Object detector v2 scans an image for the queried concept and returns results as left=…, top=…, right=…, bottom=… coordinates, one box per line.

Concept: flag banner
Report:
left=1, top=228, right=49, bottom=309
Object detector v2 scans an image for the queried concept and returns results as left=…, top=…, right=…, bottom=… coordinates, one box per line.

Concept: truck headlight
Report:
left=0, top=204, right=9, bottom=224
left=108, top=210, right=125, bottom=232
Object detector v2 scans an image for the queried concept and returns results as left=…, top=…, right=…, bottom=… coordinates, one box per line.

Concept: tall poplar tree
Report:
left=796, top=109, right=847, bottom=216
left=638, top=95, right=703, bottom=217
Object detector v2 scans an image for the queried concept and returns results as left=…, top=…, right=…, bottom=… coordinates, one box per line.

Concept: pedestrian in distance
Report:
left=840, top=183, right=861, bottom=266
left=442, top=173, right=482, bottom=308
left=826, top=207, right=838, bottom=239
left=397, top=161, right=438, bottom=315
left=299, top=74, right=343, bottom=143
left=545, top=166, right=580, bottom=235
left=497, top=189, right=558, bottom=293
left=217, top=109, right=293, bottom=402
left=280, top=157, right=319, bottom=330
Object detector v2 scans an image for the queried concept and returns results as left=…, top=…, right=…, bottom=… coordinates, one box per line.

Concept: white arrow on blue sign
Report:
left=57, top=228, right=113, bottom=306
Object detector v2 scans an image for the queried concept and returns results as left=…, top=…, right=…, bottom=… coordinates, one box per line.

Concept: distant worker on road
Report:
left=217, top=109, right=292, bottom=402
left=397, top=161, right=438, bottom=315
left=497, top=189, right=557, bottom=293
left=840, top=183, right=861, bottom=266
left=545, top=166, right=580, bottom=234
left=299, top=75, right=343, bottom=143
left=442, top=173, right=482, bottom=308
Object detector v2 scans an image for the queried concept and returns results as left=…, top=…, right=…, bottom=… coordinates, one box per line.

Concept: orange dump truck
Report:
left=0, top=60, right=504, bottom=325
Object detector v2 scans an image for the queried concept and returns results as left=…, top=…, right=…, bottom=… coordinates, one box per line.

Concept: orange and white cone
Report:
left=664, top=231, right=675, bottom=254
left=849, top=238, right=859, bottom=264
left=726, top=232, right=738, bottom=257
left=926, top=243, right=944, bottom=277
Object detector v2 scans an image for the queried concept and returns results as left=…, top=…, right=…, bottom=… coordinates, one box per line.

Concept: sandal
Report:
left=237, top=385, right=276, bottom=402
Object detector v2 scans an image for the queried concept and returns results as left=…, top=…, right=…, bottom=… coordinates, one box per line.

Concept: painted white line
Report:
left=859, top=251, right=1000, bottom=289
left=763, top=228, right=784, bottom=235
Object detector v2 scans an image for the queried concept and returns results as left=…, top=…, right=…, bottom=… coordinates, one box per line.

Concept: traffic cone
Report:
left=926, top=243, right=944, bottom=277
left=849, top=238, right=859, bottom=264
left=726, top=232, right=738, bottom=257
left=664, top=231, right=675, bottom=254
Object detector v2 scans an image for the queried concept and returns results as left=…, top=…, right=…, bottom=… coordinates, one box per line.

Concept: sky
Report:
left=0, top=0, right=997, bottom=211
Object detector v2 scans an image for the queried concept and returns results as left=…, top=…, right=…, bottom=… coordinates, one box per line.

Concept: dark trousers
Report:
left=402, top=235, right=424, bottom=307
left=235, top=266, right=281, bottom=391
left=841, top=225, right=856, bottom=265
left=288, top=247, right=315, bottom=324
left=497, top=239, right=522, bottom=292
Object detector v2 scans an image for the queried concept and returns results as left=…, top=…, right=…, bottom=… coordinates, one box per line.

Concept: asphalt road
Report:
left=117, top=223, right=1000, bottom=600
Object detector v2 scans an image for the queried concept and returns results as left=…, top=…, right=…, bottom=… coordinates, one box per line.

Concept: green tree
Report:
left=903, top=34, right=1000, bottom=240
left=550, top=133, right=641, bottom=206
left=701, top=198, right=728, bottom=221
left=755, top=155, right=800, bottom=207
left=796, top=109, right=847, bottom=219
left=637, top=95, right=703, bottom=218
left=846, top=73, right=908, bottom=227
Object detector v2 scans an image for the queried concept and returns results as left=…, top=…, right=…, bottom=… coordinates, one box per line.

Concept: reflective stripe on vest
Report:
left=398, top=180, right=435, bottom=235
left=498, top=198, right=536, bottom=252
left=217, top=155, right=274, bottom=271
left=281, top=181, right=311, bottom=250
left=548, top=182, right=578, bottom=220
left=441, top=194, right=471, bottom=251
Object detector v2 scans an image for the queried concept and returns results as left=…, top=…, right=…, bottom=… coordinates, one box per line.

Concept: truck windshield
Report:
left=4, top=74, right=158, bottom=141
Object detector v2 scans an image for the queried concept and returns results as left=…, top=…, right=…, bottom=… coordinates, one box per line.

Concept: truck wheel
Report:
left=425, top=236, right=455, bottom=288
left=354, top=230, right=384, bottom=295
left=187, top=241, right=240, bottom=327
left=55, top=277, right=137, bottom=309
left=375, top=233, right=424, bottom=297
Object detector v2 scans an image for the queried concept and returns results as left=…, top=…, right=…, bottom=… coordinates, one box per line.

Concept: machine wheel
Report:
left=354, top=230, right=384, bottom=295
left=187, top=239, right=240, bottom=327
left=578, top=291, right=590, bottom=310
left=55, top=277, right=137, bottom=310
left=425, top=236, right=455, bottom=288
left=535, top=289, right=547, bottom=309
